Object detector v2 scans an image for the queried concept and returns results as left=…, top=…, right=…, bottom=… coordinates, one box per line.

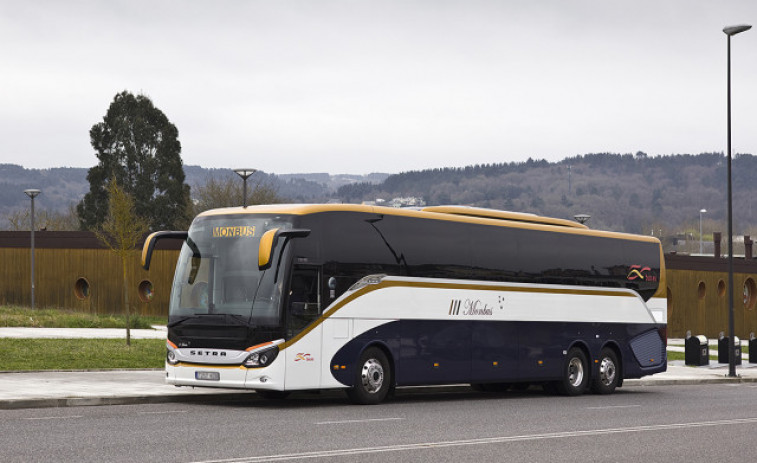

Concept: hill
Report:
left=0, top=165, right=387, bottom=229
left=3, top=153, right=756, bottom=250
left=337, top=152, right=757, bottom=241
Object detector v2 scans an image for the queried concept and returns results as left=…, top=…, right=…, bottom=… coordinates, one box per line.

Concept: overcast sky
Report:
left=2, top=1, right=756, bottom=175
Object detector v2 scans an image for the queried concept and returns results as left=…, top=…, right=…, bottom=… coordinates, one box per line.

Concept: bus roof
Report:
left=196, top=204, right=659, bottom=244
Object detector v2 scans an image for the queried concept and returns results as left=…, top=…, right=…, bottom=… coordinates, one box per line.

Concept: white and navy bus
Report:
left=142, top=204, right=667, bottom=404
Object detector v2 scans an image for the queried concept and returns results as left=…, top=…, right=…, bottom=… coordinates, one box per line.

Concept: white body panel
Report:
left=327, top=277, right=657, bottom=325
left=284, top=324, right=323, bottom=390
left=646, top=296, right=668, bottom=323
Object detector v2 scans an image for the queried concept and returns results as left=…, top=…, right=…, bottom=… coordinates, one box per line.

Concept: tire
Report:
left=556, top=347, right=589, bottom=396
left=591, top=348, right=620, bottom=395
left=346, top=347, right=392, bottom=405
left=256, top=390, right=291, bottom=400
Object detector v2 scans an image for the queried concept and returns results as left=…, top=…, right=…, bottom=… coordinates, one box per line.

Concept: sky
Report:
left=2, top=1, right=757, bottom=175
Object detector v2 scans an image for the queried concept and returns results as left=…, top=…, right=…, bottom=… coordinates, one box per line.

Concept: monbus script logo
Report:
left=449, top=298, right=501, bottom=316
left=627, top=265, right=658, bottom=282
left=212, top=226, right=256, bottom=238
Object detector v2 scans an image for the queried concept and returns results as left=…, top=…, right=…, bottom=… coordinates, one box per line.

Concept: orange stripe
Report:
left=167, top=339, right=178, bottom=349
left=246, top=341, right=273, bottom=352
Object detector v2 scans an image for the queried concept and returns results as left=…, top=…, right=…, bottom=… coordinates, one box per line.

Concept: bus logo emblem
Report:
left=627, top=265, right=657, bottom=282
left=449, top=299, right=462, bottom=315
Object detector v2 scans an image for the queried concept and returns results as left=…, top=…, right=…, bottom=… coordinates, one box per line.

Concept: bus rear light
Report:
left=658, top=325, right=668, bottom=346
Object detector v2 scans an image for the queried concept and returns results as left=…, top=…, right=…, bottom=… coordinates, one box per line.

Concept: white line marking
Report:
left=24, top=416, right=83, bottom=421
left=137, top=410, right=188, bottom=415
left=586, top=405, right=642, bottom=410
left=189, top=417, right=757, bottom=463
left=316, top=417, right=404, bottom=425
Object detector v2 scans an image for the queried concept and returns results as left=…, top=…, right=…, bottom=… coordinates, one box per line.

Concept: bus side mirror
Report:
left=258, top=229, right=279, bottom=270
left=142, top=231, right=188, bottom=270
left=258, top=228, right=312, bottom=271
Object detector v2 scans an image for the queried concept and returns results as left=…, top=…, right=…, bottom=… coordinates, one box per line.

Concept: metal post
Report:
left=233, top=169, right=257, bottom=208
left=24, top=189, right=41, bottom=309
left=699, top=209, right=706, bottom=254
left=723, top=24, right=751, bottom=377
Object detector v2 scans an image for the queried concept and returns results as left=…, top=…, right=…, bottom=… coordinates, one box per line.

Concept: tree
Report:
left=192, top=173, right=282, bottom=215
left=6, top=204, right=80, bottom=231
left=95, top=179, right=150, bottom=346
left=78, top=91, right=191, bottom=232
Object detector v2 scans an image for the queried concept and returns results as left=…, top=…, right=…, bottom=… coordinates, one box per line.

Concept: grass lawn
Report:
left=0, top=338, right=165, bottom=371
left=0, top=305, right=166, bottom=329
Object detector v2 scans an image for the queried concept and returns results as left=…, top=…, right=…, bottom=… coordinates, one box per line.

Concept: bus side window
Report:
left=287, top=267, right=321, bottom=336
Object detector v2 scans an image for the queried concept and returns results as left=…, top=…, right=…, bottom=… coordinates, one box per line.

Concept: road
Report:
left=3, top=384, right=757, bottom=462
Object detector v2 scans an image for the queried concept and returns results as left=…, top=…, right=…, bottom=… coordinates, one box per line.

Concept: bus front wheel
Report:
left=556, top=347, right=589, bottom=396
left=346, top=347, right=392, bottom=405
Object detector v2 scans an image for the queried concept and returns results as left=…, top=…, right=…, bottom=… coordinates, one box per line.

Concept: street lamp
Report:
left=573, top=214, right=591, bottom=225
left=24, top=189, right=41, bottom=309
left=723, top=23, right=751, bottom=377
left=699, top=209, right=707, bottom=254
left=233, top=168, right=257, bottom=208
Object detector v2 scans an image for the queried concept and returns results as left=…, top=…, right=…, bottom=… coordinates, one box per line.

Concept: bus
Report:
left=142, top=204, right=667, bottom=404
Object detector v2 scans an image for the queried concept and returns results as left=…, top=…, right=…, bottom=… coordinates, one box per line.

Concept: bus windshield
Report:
left=168, top=214, right=293, bottom=326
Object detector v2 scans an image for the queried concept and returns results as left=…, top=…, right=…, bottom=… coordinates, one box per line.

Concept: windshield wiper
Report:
left=167, top=316, right=193, bottom=328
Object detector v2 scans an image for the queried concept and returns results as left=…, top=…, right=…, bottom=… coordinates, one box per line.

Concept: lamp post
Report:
left=573, top=214, right=591, bottom=225
left=24, top=189, right=41, bottom=309
left=233, top=168, right=257, bottom=208
left=724, top=24, right=751, bottom=377
left=699, top=209, right=707, bottom=254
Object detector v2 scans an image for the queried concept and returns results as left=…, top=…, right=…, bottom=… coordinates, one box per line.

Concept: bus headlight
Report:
left=244, top=346, right=279, bottom=368
left=166, top=349, right=178, bottom=365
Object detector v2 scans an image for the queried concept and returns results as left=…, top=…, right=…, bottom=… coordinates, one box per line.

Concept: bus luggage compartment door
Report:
left=399, top=320, right=471, bottom=385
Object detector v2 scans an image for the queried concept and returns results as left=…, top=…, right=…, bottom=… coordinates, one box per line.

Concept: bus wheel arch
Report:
left=346, top=344, right=394, bottom=405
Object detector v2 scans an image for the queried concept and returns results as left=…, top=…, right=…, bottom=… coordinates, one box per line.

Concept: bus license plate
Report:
left=196, top=371, right=220, bottom=381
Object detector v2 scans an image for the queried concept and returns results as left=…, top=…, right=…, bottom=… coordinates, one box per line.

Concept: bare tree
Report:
left=6, top=204, right=80, bottom=231
left=192, top=173, right=282, bottom=215
left=94, top=179, right=149, bottom=346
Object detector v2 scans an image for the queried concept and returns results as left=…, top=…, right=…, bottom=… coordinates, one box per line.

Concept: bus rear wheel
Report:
left=591, top=348, right=619, bottom=394
left=346, top=347, right=392, bottom=405
left=556, top=347, right=589, bottom=396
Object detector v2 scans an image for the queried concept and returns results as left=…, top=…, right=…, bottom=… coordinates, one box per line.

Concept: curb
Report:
left=625, top=376, right=757, bottom=387
left=0, top=392, right=257, bottom=410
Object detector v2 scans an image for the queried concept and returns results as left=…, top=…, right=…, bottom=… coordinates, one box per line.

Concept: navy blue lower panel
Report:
left=329, top=320, right=665, bottom=387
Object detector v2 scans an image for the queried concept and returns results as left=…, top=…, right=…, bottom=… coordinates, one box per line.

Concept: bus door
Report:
left=284, top=265, right=323, bottom=389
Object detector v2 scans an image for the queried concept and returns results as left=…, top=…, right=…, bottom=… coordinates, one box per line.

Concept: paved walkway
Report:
left=2, top=329, right=757, bottom=409
left=0, top=326, right=167, bottom=339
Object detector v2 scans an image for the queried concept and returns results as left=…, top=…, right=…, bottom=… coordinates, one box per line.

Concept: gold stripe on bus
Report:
left=279, top=279, right=641, bottom=350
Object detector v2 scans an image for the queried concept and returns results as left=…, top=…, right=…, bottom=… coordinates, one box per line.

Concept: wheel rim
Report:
left=568, top=357, right=584, bottom=387
left=599, top=356, right=616, bottom=386
left=360, top=358, right=384, bottom=394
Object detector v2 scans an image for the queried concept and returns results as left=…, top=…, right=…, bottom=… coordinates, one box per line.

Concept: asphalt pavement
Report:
left=2, top=328, right=757, bottom=410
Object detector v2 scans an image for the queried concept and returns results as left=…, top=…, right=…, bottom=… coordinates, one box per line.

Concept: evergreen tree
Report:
left=77, top=91, right=191, bottom=231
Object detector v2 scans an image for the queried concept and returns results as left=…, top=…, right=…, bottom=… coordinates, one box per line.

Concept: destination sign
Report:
left=212, top=225, right=256, bottom=238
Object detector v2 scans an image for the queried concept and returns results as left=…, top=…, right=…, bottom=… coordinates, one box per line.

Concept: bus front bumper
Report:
left=166, top=361, right=285, bottom=391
